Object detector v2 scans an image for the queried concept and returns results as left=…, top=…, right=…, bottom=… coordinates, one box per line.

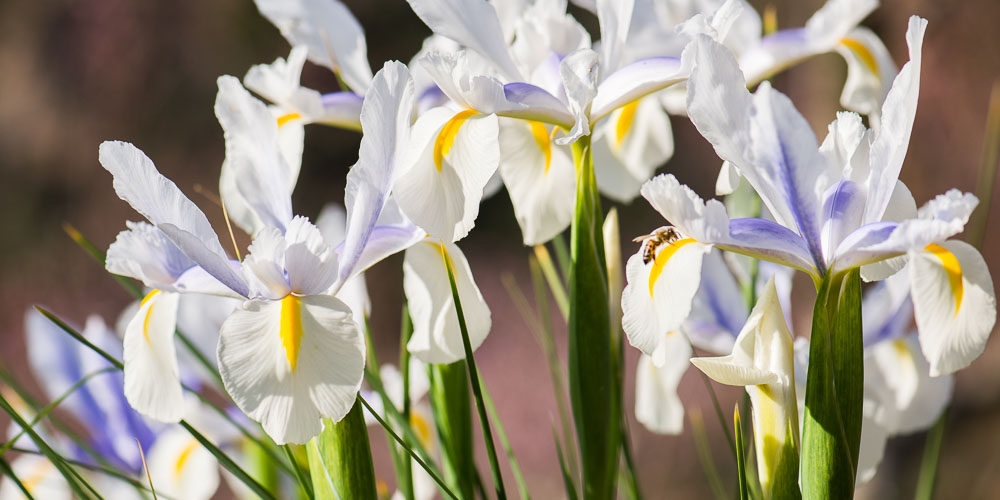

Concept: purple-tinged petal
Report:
left=498, top=82, right=575, bottom=128
left=318, top=92, right=364, bottom=130
left=590, top=56, right=685, bottom=123
left=719, top=218, right=818, bottom=276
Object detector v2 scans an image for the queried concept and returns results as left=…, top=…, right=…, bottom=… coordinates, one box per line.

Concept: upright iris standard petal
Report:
left=404, top=240, right=491, bottom=364
left=497, top=118, right=575, bottom=245
left=217, top=295, right=365, bottom=444
left=834, top=27, right=896, bottom=119
left=122, top=290, right=184, bottom=422
left=339, top=61, right=416, bottom=285
left=253, top=0, right=374, bottom=93
left=909, top=240, right=997, bottom=376
left=216, top=75, right=296, bottom=235
left=691, top=277, right=798, bottom=498
left=405, top=0, right=522, bottom=81
left=394, top=107, right=500, bottom=242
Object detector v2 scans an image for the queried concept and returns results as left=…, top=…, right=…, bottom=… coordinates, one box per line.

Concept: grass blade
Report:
left=0, top=456, right=36, bottom=500
left=284, top=444, right=314, bottom=499
left=735, top=406, right=749, bottom=500
left=553, top=429, right=579, bottom=500
left=533, top=245, right=569, bottom=319
left=479, top=374, right=531, bottom=499
left=438, top=243, right=507, bottom=499
left=690, top=409, right=729, bottom=500
left=34, top=306, right=277, bottom=499
left=398, top=305, right=416, bottom=500
left=358, top=395, right=458, bottom=500
left=0, top=392, right=97, bottom=499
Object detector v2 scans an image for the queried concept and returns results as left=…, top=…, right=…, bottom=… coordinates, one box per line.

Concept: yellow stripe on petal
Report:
left=277, top=112, right=302, bottom=128
left=648, top=238, right=697, bottom=297
left=174, top=438, right=199, bottom=478
left=615, top=100, right=640, bottom=151
left=528, top=121, right=553, bottom=173
left=925, top=243, right=964, bottom=315
left=433, top=109, right=478, bottom=172
left=840, top=38, right=879, bottom=76
left=280, top=295, right=304, bottom=372
left=141, top=290, right=160, bottom=345
left=411, top=412, right=434, bottom=450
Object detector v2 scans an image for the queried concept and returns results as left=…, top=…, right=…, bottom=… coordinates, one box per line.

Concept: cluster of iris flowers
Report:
left=2, top=0, right=996, bottom=498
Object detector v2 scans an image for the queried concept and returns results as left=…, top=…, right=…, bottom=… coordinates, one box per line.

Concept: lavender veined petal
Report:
left=339, top=62, right=415, bottom=285
left=318, top=91, right=364, bottom=130
left=336, top=222, right=425, bottom=282
left=590, top=56, right=685, bottom=123
left=718, top=218, right=818, bottom=277
left=158, top=224, right=251, bottom=298
left=861, top=273, right=913, bottom=347
left=498, top=82, right=575, bottom=129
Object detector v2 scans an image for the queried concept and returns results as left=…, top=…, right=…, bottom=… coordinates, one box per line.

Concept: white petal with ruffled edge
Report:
left=635, top=336, right=691, bottom=435
left=394, top=107, right=500, bottom=242
left=217, top=295, right=365, bottom=444
left=910, top=240, right=997, bottom=376
left=404, top=240, right=491, bottom=364
left=621, top=240, right=711, bottom=357
left=497, top=118, right=575, bottom=245
left=123, top=290, right=184, bottom=422
left=867, top=335, right=952, bottom=434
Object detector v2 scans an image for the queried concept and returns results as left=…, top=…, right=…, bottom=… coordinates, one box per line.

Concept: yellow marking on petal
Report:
left=277, top=112, right=302, bottom=128
left=925, top=243, right=964, bottom=315
left=614, top=100, right=640, bottom=151
left=280, top=294, right=304, bottom=372
left=411, top=412, right=434, bottom=450
left=840, top=38, right=879, bottom=76
left=528, top=121, right=553, bottom=173
left=141, top=290, right=160, bottom=345
left=648, top=238, right=697, bottom=297
left=762, top=5, right=778, bottom=35
left=376, top=480, right=390, bottom=498
left=433, top=109, right=478, bottom=172
left=173, top=438, right=200, bottom=478
left=22, top=458, right=52, bottom=493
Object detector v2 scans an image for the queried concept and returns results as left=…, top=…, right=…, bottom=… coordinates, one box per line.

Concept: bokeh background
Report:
left=1, top=0, right=998, bottom=497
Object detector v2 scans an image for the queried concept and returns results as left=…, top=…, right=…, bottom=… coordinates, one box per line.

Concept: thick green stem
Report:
left=309, top=398, right=377, bottom=500
left=568, top=136, right=618, bottom=499
left=801, top=270, right=863, bottom=499
left=428, top=361, right=475, bottom=499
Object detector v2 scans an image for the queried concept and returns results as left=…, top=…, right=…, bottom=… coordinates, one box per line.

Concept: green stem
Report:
left=310, top=398, right=377, bottom=499
left=568, top=136, right=618, bottom=499
left=440, top=244, right=507, bottom=499
left=428, top=361, right=475, bottom=498
left=284, top=444, right=314, bottom=499
left=800, top=270, right=863, bottom=499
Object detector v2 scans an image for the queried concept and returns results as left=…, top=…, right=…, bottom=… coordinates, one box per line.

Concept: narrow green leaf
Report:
left=568, top=136, right=619, bottom=499
left=398, top=305, right=416, bottom=500
left=527, top=257, right=579, bottom=483
left=801, top=269, right=863, bottom=499
left=244, top=437, right=280, bottom=497
left=479, top=374, right=531, bottom=499
left=358, top=395, right=458, bottom=500
left=698, top=370, right=737, bottom=461
left=364, top=317, right=414, bottom=498
left=533, top=244, right=569, bottom=320
left=553, top=429, right=580, bottom=500
left=914, top=412, right=947, bottom=500
left=0, top=392, right=97, bottom=499
left=439, top=243, right=507, bottom=499
left=966, top=80, right=1000, bottom=249
left=284, top=444, right=314, bottom=499
left=735, top=406, right=749, bottom=500
left=618, top=418, right=642, bottom=500
left=35, top=306, right=278, bottom=499
left=0, top=367, right=116, bottom=456
left=0, top=455, right=35, bottom=499
left=689, top=409, right=729, bottom=500
left=64, top=222, right=144, bottom=298
left=311, top=398, right=377, bottom=500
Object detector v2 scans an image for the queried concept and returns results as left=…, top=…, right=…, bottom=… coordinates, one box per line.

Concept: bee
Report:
left=632, top=226, right=682, bottom=264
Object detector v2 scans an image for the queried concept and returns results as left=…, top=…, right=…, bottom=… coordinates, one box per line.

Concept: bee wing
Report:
left=632, top=234, right=653, bottom=243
